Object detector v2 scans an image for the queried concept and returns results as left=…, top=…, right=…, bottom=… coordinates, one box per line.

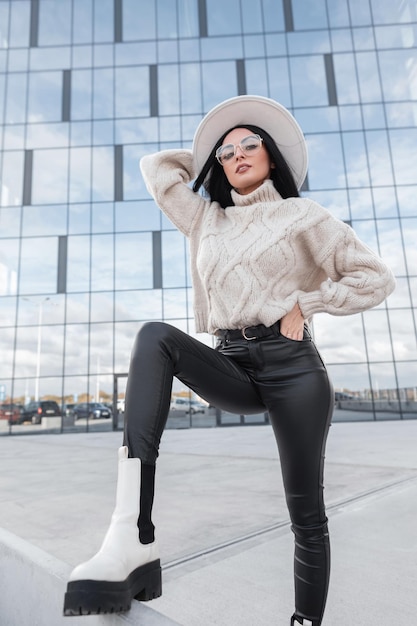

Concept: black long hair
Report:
left=192, top=124, right=300, bottom=208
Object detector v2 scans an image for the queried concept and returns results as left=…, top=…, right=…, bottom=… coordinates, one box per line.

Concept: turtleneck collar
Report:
left=230, top=179, right=283, bottom=207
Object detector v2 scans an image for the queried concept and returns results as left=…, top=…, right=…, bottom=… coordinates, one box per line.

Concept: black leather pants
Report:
left=123, top=321, right=333, bottom=625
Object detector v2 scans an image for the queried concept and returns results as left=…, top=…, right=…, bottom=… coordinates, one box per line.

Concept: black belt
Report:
left=215, top=321, right=280, bottom=342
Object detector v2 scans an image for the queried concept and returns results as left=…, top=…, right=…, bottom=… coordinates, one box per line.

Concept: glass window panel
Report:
left=93, top=120, right=113, bottom=145
left=397, top=186, right=417, bottom=218
left=385, top=277, right=411, bottom=308
left=115, top=232, right=152, bottom=290
left=351, top=219, right=379, bottom=254
left=180, top=65, right=202, bottom=114
left=308, top=190, right=350, bottom=222
left=92, top=146, right=114, bottom=202
left=306, top=134, right=346, bottom=190
left=401, top=218, right=417, bottom=275
left=114, top=321, right=141, bottom=372
left=1, top=151, right=24, bottom=206
left=22, top=205, right=67, bottom=237
left=292, top=0, right=328, bottom=29
left=72, top=45, right=93, bottom=68
left=331, top=29, right=353, bottom=52
left=73, top=0, right=93, bottom=44
left=179, top=38, right=200, bottom=62
left=290, top=56, right=328, bottom=107
left=348, top=187, right=373, bottom=220
left=123, top=0, right=156, bottom=40
left=265, top=58, right=291, bottom=108
left=115, top=289, right=162, bottom=321
left=92, top=203, right=114, bottom=233
left=8, top=49, right=29, bottom=72
left=243, top=35, right=266, bottom=58
left=115, top=201, right=160, bottom=232
left=159, top=116, right=181, bottom=142
left=370, top=0, right=414, bottom=25
left=115, top=67, right=149, bottom=118
left=245, top=59, right=268, bottom=97
left=0, top=75, right=5, bottom=121
left=93, top=69, right=114, bottom=119
left=8, top=0, right=29, bottom=47
left=124, top=145, right=156, bottom=201
left=0, top=239, right=19, bottom=295
left=38, top=0, right=71, bottom=46
left=389, top=309, right=417, bottom=362
left=27, top=71, right=62, bottom=123
left=91, top=234, right=113, bottom=291
left=362, top=310, right=392, bottom=361
left=296, top=108, right=340, bottom=134
left=353, top=27, right=374, bottom=51
left=163, top=289, right=187, bottom=319
left=410, top=278, right=417, bottom=309
left=14, top=323, right=64, bottom=380
left=262, top=0, right=285, bottom=32
left=379, top=50, right=417, bottom=102
left=27, top=122, right=69, bottom=150
left=72, top=70, right=93, bottom=120
left=32, top=149, right=69, bottom=204
left=64, top=324, right=89, bottom=375
left=356, top=52, right=382, bottom=103
left=368, top=361, right=398, bottom=407
left=157, top=40, right=178, bottom=63
left=288, top=31, right=331, bottom=55
left=385, top=102, right=417, bottom=129
left=334, top=54, right=360, bottom=104
left=0, top=207, right=21, bottom=239
left=19, top=238, right=58, bottom=295
left=265, top=33, right=287, bottom=56
left=389, top=129, right=417, bottom=186
left=68, top=204, right=90, bottom=235
left=67, top=235, right=90, bottom=292
left=5, top=72, right=28, bottom=123
left=376, top=219, right=406, bottom=276
left=0, top=296, right=16, bottom=326
left=240, top=0, right=263, bottom=33
left=201, top=36, right=243, bottom=61
left=158, top=65, right=180, bottom=115
left=70, top=121, right=92, bottom=147
left=312, top=314, right=367, bottom=363
left=115, top=118, right=158, bottom=144
left=18, top=295, right=64, bottom=326
left=176, top=0, right=198, bottom=36
left=115, top=41, right=157, bottom=65
left=327, top=2, right=350, bottom=27
left=366, top=130, right=394, bottom=187
left=362, top=104, right=385, bottom=129
left=66, top=293, right=90, bottom=324
left=0, top=4, right=10, bottom=47
left=342, top=132, right=370, bottom=187
left=162, top=231, right=186, bottom=288
left=29, top=47, right=71, bottom=71
left=348, top=0, right=372, bottom=27
left=93, top=44, right=114, bottom=67
left=375, top=25, right=417, bottom=49
left=339, top=105, right=362, bottom=131
left=69, top=147, right=92, bottom=204
left=157, top=0, right=177, bottom=38
left=0, top=327, right=14, bottom=378
left=90, top=292, right=114, bottom=322
left=395, top=363, right=417, bottom=400
left=93, top=0, right=113, bottom=43
left=373, top=187, right=398, bottom=219
left=206, top=0, right=241, bottom=35
left=4, top=125, right=25, bottom=150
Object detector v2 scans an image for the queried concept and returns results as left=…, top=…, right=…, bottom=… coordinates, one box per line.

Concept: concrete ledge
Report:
left=0, top=527, right=180, bottom=626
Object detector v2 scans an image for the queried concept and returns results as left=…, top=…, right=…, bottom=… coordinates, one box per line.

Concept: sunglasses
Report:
left=215, top=134, right=263, bottom=165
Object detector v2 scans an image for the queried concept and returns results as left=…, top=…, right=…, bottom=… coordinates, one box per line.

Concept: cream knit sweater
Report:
left=140, top=149, right=396, bottom=335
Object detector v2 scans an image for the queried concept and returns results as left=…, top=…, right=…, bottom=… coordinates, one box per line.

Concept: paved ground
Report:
left=1, top=419, right=416, bottom=625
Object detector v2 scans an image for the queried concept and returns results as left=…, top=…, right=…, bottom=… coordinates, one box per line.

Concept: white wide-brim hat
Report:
left=192, top=95, right=308, bottom=189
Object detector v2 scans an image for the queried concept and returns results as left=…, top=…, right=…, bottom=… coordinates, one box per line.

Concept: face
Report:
left=218, top=127, right=274, bottom=195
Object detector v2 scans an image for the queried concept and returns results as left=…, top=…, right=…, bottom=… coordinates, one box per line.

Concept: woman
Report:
left=64, top=96, right=395, bottom=625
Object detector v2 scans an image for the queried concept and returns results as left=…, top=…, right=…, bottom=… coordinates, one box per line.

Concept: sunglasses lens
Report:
left=241, top=135, right=262, bottom=152
left=217, top=144, right=234, bottom=163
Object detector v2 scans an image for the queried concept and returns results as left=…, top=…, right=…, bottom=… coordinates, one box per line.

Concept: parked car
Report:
left=170, top=398, right=206, bottom=414
left=20, top=401, right=61, bottom=424
left=61, top=403, right=76, bottom=416
left=73, top=402, right=112, bottom=420
left=0, top=403, right=23, bottom=425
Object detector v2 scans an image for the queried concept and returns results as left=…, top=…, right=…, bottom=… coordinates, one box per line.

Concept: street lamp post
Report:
left=23, top=296, right=50, bottom=401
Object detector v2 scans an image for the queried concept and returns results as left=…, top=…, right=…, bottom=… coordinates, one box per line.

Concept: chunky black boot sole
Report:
left=63, top=559, right=162, bottom=616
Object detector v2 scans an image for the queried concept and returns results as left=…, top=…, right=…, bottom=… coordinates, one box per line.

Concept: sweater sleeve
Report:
left=297, top=210, right=396, bottom=319
left=139, top=149, right=208, bottom=236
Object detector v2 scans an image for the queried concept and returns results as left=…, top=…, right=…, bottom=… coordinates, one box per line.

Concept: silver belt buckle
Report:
left=242, top=327, right=257, bottom=341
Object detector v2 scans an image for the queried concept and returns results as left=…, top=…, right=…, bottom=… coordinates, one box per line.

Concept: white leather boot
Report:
left=291, top=617, right=313, bottom=626
left=63, top=446, right=161, bottom=615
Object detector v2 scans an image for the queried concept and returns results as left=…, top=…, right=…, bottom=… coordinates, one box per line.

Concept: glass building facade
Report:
left=1, top=0, right=416, bottom=434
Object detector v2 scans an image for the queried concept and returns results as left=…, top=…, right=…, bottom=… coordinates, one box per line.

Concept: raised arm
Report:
left=140, top=149, right=208, bottom=237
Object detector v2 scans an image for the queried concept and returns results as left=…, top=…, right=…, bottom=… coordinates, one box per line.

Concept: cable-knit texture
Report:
left=140, top=150, right=396, bottom=334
